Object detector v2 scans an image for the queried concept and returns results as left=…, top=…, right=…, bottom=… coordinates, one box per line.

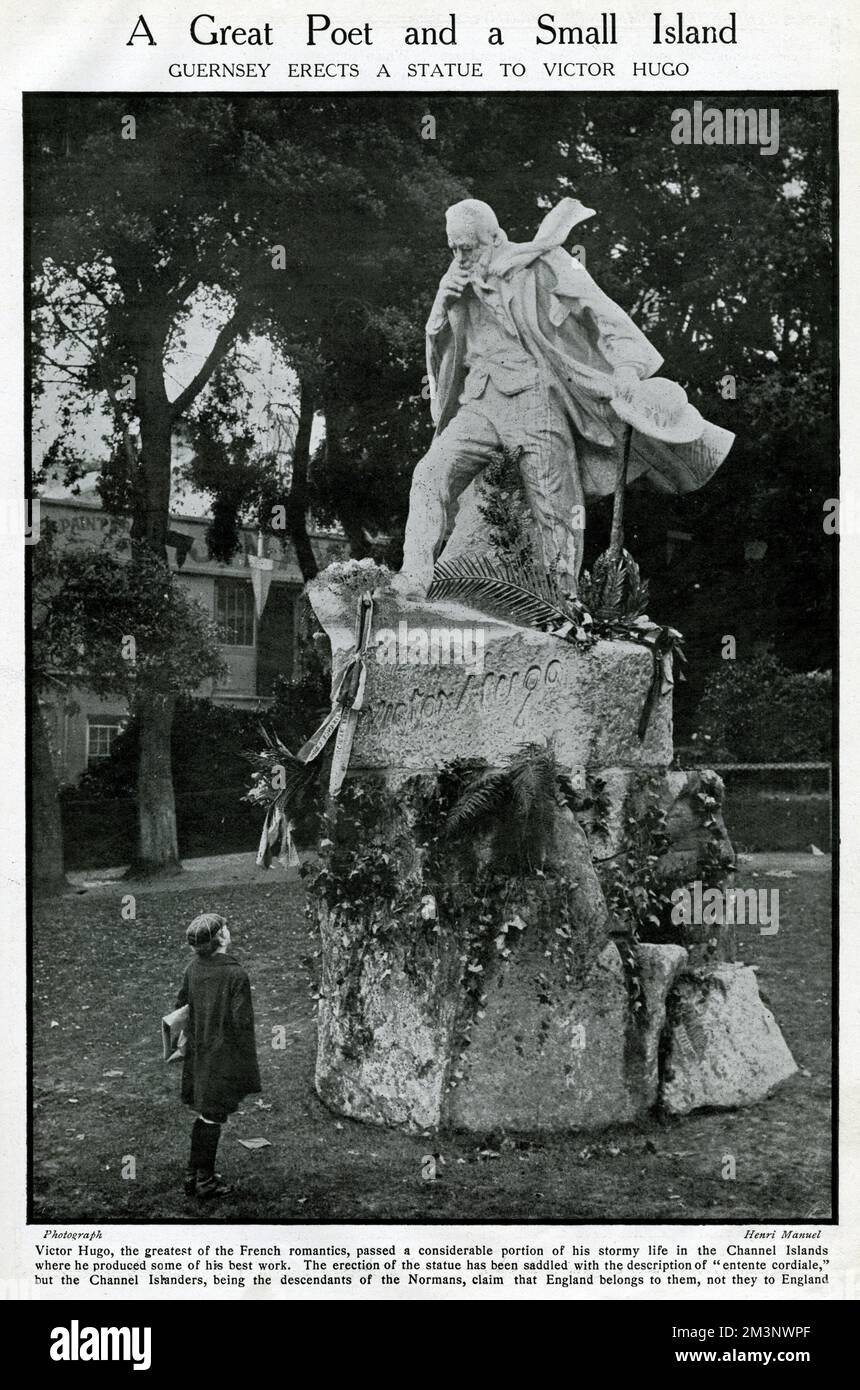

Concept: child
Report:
left=174, top=912, right=262, bottom=1199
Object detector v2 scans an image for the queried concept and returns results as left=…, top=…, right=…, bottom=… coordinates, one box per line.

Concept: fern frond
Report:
left=445, top=767, right=511, bottom=835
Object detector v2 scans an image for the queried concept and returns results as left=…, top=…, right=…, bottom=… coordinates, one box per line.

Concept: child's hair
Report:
left=186, top=912, right=225, bottom=958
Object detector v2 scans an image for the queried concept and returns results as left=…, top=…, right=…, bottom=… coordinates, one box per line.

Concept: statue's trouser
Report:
left=400, top=377, right=585, bottom=595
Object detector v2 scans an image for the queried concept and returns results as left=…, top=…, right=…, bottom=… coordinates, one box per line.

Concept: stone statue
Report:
left=290, top=196, right=796, bottom=1147
left=396, top=196, right=734, bottom=598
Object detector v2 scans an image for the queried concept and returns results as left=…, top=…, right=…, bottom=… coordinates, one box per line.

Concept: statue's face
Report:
left=446, top=218, right=494, bottom=274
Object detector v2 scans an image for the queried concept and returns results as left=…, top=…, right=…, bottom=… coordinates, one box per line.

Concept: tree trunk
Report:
left=129, top=342, right=182, bottom=874
left=31, top=696, right=69, bottom=897
left=286, top=382, right=319, bottom=582
left=131, top=690, right=181, bottom=877
left=324, top=408, right=371, bottom=560
left=131, top=380, right=173, bottom=553
left=120, top=294, right=247, bottom=877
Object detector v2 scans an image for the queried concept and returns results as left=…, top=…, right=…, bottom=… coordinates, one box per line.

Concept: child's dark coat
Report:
left=175, top=954, right=261, bottom=1116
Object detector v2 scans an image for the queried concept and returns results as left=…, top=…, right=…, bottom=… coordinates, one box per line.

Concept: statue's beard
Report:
left=459, top=246, right=494, bottom=284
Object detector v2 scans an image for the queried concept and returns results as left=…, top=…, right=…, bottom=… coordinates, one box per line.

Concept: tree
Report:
left=29, top=96, right=279, bottom=869
left=181, top=96, right=469, bottom=573
left=32, top=525, right=224, bottom=885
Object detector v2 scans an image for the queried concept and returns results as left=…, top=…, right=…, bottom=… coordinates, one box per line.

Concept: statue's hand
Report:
left=612, top=363, right=641, bottom=400
left=438, top=262, right=471, bottom=306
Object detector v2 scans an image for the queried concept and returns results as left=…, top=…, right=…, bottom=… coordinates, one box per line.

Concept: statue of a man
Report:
left=397, top=197, right=733, bottom=598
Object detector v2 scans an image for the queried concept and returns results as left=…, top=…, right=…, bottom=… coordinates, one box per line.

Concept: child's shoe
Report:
left=195, top=1173, right=233, bottom=1199
left=184, top=1170, right=225, bottom=1198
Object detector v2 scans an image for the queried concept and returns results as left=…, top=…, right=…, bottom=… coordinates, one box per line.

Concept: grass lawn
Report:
left=31, top=867, right=832, bottom=1224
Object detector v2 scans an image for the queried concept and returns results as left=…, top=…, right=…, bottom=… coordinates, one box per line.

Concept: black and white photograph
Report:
left=25, top=83, right=835, bottom=1238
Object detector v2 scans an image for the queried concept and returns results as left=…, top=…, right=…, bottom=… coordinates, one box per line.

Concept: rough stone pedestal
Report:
left=306, top=561, right=796, bottom=1134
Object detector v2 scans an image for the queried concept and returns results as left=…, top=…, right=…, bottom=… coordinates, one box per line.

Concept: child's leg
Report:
left=196, top=1117, right=221, bottom=1175
left=185, top=1117, right=210, bottom=1194
left=192, top=1112, right=231, bottom=1198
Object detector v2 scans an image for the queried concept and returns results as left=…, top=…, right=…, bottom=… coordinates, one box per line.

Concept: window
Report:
left=215, top=579, right=255, bottom=646
left=87, top=718, right=126, bottom=766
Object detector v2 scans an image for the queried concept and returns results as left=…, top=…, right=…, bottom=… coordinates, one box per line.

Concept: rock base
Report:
left=447, top=942, right=689, bottom=1132
left=306, top=559, right=796, bottom=1135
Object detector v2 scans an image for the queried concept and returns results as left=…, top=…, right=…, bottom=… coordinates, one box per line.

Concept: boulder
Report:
left=660, top=964, right=797, bottom=1114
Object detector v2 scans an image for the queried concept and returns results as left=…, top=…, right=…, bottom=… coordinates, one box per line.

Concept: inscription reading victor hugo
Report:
left=364, top=658, right=563, bottom=735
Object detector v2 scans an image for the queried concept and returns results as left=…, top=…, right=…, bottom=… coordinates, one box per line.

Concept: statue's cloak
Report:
left=426, top=202, right=734, bottom=499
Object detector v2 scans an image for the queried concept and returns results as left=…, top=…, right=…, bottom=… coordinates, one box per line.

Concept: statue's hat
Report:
left=611, top=377, right=706, bottom=444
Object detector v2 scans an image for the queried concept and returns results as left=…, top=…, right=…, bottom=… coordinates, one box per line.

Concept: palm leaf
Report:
left=428, top=553, right=579, bottom=636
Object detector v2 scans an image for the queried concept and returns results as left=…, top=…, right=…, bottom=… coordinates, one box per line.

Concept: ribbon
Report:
left=255, top=594, right=375, bottom=867
left=294, top=593, right=374, bottom=793
left=636, top=625, right=684, bottom=741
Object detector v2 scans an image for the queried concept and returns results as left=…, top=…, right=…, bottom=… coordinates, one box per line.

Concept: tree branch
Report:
left=33, top=350, right=90, bottom=380
left=168, top=305, right=249, bottom=422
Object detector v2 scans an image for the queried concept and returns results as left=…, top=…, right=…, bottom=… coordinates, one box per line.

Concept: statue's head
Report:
left=445, top=199, right=502, bottom=273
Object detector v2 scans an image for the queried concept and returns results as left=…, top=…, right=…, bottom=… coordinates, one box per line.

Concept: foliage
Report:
left=445, top=741, right=577, bottom=871
left=33, top=531, right=225, bottom=702
left=693, top=656, right=832, bottom=762
left=268, top=630, right=332, bottom=745
left=238, top=626, right=333, bottom=858
left=60, top=697, right=277, bottom=868
left=476, top=444, right=536, bottom=568
left=303, top=765, right=609, bottom=1067
left=579, top=549, right=650, bottom=622
left=429, top=552, right=596, bottom=644
left=243, top=728, right=322, bottom=869
left=431, top=92, right=836, bottom=674
left=30, top=871, right=832, bottom=1221
left=30, top=93, right=835, bottom=675
left=593, top=771, right=731, bottom=971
